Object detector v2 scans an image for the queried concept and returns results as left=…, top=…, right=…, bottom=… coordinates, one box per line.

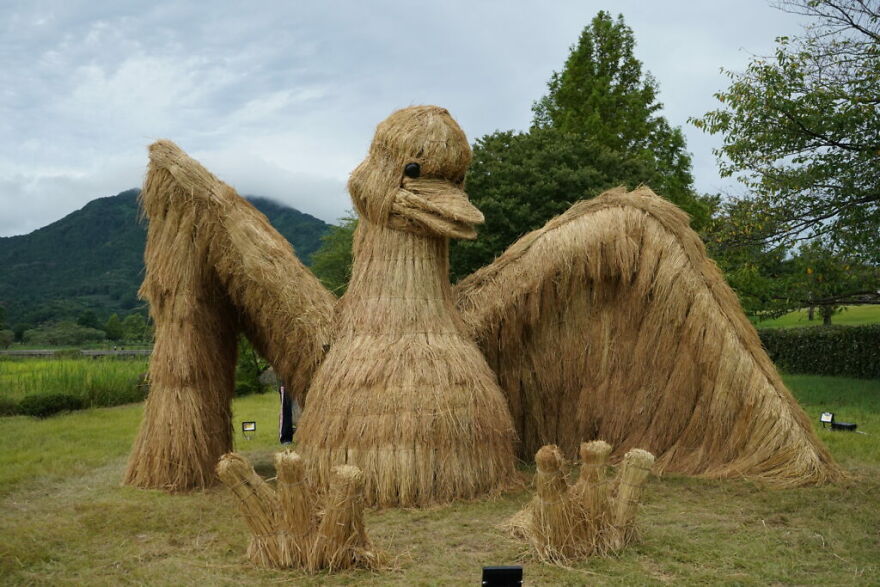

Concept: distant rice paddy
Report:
left=0, top=356, right=148, bottom=407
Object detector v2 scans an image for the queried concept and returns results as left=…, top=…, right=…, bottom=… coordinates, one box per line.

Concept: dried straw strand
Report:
left=125, top=140, right=334, bottom=492
left=571, top=440, right=612, bottom=545
left=295, top=106, right=515, bottom=507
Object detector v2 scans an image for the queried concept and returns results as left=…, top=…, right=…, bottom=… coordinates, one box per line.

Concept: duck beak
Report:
left=391, top=178, right=484, bottom=240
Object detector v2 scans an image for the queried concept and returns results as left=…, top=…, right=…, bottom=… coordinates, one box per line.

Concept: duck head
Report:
left=348, top=106, right=483, bottom=240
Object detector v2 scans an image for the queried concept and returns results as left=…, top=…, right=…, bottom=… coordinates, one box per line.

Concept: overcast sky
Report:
left=0, top=0, right=808, bottom=236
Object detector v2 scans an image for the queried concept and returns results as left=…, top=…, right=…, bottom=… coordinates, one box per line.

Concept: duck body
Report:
left=296, top=221, right=515, bottom=507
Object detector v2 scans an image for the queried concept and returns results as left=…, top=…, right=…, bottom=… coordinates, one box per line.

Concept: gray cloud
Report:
left=1, top=0, right=806, bottom=236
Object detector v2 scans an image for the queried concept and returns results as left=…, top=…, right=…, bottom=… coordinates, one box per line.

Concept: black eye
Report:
left=404, top=162, right=420, bottom=178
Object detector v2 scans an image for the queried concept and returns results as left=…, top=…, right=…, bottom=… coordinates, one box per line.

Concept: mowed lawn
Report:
left=0, top=375, right=878, bottom=585
left=756, top=304, right=880, bottom=328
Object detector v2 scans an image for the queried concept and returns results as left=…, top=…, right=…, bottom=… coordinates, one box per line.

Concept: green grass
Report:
left=3, top=341, right=153, bottom=351
left=757, top=304, right=880, bottom=328
left=0, top=357, right=148, bottom=406
left=0, top=376, right=877, bottom=584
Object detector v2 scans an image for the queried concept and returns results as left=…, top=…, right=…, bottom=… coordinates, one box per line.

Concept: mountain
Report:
left=0, top=189, right=330, bottom=327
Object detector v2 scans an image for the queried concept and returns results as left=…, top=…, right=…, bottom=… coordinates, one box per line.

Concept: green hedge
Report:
left=18, top=393, right=85, bottom=418
left=758, top=324, right=880, bottom=379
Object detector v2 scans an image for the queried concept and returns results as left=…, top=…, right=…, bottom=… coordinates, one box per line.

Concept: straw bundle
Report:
left=571, top=440, right=612, bottom=537
left=275, top=450, right=315, bottom=567
left=295, top=106, right=515, bottom=507
left=216, top=453, right=282, bottom=567
left=506, top=445, right=580, bottom=563
left=124, top=141, right=334, bottom=491
left=506, top=442, right=654, bottom=563
left=610, top=449, right=655, bottom=549
left=216, top=451, right=382, bottom=572
left=310, top=465, right=381, bottom=571
left=456, top=187, right=840, bottom=486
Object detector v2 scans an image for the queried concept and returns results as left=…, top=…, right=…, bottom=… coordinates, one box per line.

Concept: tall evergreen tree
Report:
left=532, top=12, right=659, bottom=148
left=451, top=11, right=707, bottom=279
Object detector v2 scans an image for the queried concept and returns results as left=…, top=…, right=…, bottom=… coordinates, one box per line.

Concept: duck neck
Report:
left=337, top=221, right=461, bottom=336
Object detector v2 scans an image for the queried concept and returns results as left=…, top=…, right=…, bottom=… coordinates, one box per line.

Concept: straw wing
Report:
left=124, top=140, right=334, bottom=491
left=455, top=187, right=839, bottom=486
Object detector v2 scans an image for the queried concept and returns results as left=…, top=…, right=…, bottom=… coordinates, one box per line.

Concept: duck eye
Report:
left=404, top=162, right=420, bottom=178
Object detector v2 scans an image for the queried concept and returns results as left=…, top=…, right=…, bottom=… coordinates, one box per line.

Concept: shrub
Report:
left=18, top=393, right=85, bottom=418
left=758, top=324, right=880, bottom=379
left=0, top=396, right=19, bottom=416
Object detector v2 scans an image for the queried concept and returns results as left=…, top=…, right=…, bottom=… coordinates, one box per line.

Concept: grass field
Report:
left=756, top=304, right=880, bottom=328
left=0, top=375, right=877, bottom=584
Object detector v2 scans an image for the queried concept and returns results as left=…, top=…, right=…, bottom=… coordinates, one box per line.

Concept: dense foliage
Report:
left=22, top=322, right=107, bottom=346
left=695, top=0, right=880, bottom=261
left=235, top=337, right=272, bottom=396
left=451, top=11, right=710, bottom=279
left=309, top=215, right=357, bottom=296
left=709, top=232, right=880, bottom=322
left=759, top=324, right=880, bottom=378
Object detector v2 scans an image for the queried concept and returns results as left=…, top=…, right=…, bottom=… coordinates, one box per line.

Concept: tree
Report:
left=0, top=305, right=6, bottom=329
left=0, top=329, right=13, bottom=349
left=22, top=322, right=106, bottom=346
left=77, top=310, right=101, bottom=330
left=310, top=215, right=357, bottom=295
left=789, top=240, right=880, bottom=324
left=694, top=0, right=880, bottom=261
left=12, top=323, right=31, bottom=342
left=235, top=336, right=270, bottom=396
left=122, top=313, right=147, bottom=342
left=104, top=313, right=124, bottom=342
left=452, top=11, right=709, bottom=278
left=708, top=199, right=880, bottom=322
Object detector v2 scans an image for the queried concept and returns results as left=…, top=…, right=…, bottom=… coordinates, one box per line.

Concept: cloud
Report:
left=0, top=0, right=810, bottom=236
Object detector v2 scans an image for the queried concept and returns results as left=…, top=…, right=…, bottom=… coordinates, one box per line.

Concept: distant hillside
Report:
left=0, top=189, right=330, bottom=326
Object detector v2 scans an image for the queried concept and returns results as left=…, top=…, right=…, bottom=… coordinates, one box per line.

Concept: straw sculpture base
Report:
left=506, top=441, right=654, bottom=564
left=216, top=450, right=383, bottom=572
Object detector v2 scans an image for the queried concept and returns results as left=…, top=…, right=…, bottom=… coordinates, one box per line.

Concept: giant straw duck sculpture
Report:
left=124, top=106, right=838, bottom=504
